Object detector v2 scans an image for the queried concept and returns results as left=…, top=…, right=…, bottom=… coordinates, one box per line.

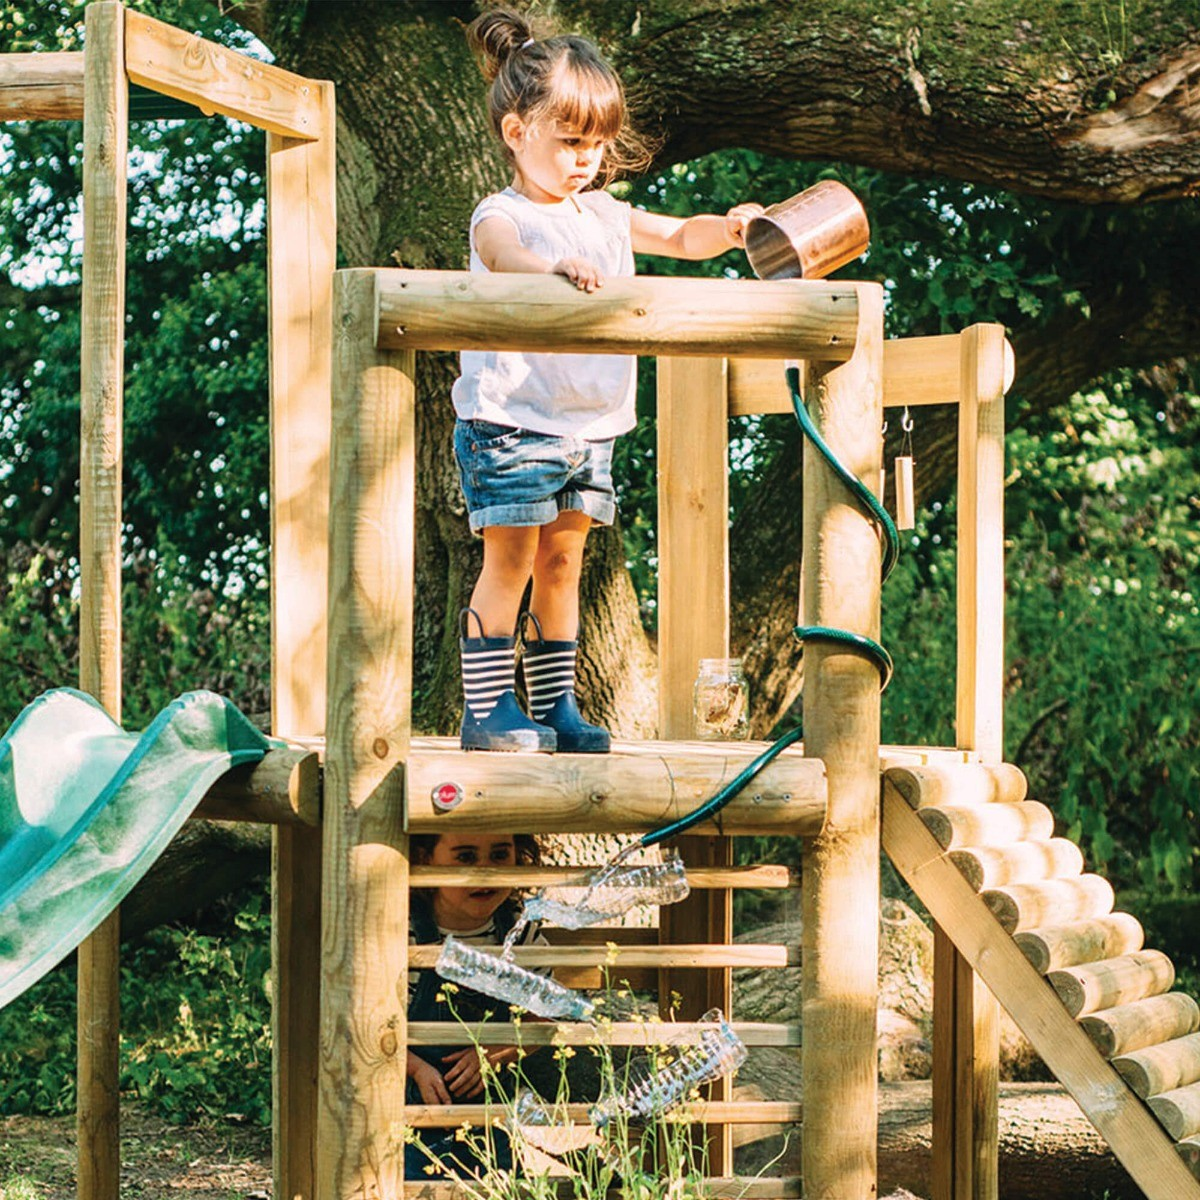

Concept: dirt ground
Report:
left=0, top=1106, right=270, bottom=1200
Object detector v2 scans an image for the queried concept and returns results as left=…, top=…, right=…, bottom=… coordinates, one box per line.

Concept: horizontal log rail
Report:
left=125, top=9, right=323, bottom=138
left=403, top=1100, right=803, bottom=1127
left=371, top=268, right=860, bottom=359
left=407, top=1021, right=800, bottom=1048
left=407, top=942, right=799, bottom=969
left=0, top=52, right=84, bottom=120
left=405, top=738, right=826, bottom=837
left=409, top=864, right=794, bottom=889
left=192, top=746, right=319, bottom=825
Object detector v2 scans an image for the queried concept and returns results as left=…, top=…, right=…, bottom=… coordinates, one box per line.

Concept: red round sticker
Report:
left=431, top=782, right=464, bottom=812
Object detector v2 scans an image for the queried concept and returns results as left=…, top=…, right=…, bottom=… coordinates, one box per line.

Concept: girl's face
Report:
left=425, top=833, right=518, bottom=931
left=502, top=114, right=607, bottom=204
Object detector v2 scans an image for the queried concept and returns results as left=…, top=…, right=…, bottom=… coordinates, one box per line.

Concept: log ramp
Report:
left=883, top=760, right=1200, bottom=1196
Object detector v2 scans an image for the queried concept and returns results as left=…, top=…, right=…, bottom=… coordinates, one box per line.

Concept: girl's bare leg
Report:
left=469, top=525, right=540, bottom=636
left=528, top=510, right=593, bottom=639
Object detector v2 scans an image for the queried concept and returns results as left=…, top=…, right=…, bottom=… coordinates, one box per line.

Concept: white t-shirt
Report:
left=451, top=187, right=637, bottom=439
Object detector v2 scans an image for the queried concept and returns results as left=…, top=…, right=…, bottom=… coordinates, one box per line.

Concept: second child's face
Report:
left=503, top=115, right=607, bottom=204
left=427, top=833, right=519, bottom=931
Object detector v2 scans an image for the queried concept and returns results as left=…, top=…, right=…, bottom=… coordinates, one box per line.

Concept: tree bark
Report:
left=213, top=0, right=1200, bottom=736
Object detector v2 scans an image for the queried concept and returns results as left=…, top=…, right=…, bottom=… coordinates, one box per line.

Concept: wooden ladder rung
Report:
left=402, top=1100, right=803, bottom=1127
left=406, top=1021, right=800, bottom=1047
left=407, top=943, right=799, bottom=970
left=401, top=1178, right=802, bottom=1199
left=409, top=864, right=795, bottom=889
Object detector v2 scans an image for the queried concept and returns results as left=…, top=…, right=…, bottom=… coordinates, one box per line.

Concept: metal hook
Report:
left=901, top=407, right=914, bottom=434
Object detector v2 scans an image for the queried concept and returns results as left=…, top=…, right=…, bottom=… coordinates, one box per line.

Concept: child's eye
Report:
left=455, top=850, right=478, bottom=864
left=491, top=848, right=515, bottom=863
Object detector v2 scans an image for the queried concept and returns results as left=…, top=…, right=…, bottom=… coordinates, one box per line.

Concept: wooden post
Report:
left=318, top=270, right=414, bottom=1197
left=77, top=7, right=127, bottom=1200
left=933, top=322, right=1008, bottom=1200
left=800, top=283, right=884, bottom=1199
left=267, top=79, right=335, bottom=1200
left=656, top=356, right=733, bottom=1172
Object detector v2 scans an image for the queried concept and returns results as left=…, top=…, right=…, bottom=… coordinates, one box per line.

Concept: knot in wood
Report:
left=380, top=1029, right=398, bottom=1058
left=372, top=737, right=389, bottom=759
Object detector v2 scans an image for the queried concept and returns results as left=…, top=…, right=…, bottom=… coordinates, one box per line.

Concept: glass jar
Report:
left=692, top=658, right=750, bottom=741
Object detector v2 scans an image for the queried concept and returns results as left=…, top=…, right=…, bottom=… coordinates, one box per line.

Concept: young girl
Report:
left=405, top=831, right=548, bottom=1176
left=455, top=7, right=762, bottom=754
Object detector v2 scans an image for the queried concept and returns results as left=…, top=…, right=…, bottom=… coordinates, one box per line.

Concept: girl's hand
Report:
left=441, top=1045, right=518, bottom=1098
left=553, top=257, right=604, bottom=293
left=724, top=203, right=765, bottom=247
left=409, top=1056, right=453, bottom=1105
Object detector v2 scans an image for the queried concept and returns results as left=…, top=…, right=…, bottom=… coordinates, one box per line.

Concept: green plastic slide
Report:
left=0, top=688, right=277, bottom=1011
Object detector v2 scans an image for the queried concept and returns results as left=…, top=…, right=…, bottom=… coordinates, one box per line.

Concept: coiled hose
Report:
left=641, top=366, right=900, bottom=848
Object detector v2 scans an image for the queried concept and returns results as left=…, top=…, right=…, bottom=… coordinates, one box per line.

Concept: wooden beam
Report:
left=77, top=8, right=127, bottom=1200
left=374, top=270, right=859, bottom=359
left=318, top=270, right=415, bottom=1197
left=933, top=323, right=1009, bottom=1200
left=409, top=864, right=794, bottom=889
left=191, top=746, right=320, bottom=825
left=656, top=354, right=734, bottom=1171
left=800, top=284, right=885, bottom=1200
left=406, top=942, right=799, bottom=969
left=883, top=783, right=1200, bottom=1200
left=403, top=1179, right=802, bottom=1199
left=403, top=739, right=826, bottom=836
left=0, top=52, right=84, bottom=120
left=266, top=79, right=335, bottom=1200
left=727, top=335, right=1016, bottom=416
left=403, top=1100, right=803, bottom=1127
left=124, top=9, right=322, bottom=139
left=406, top=1021, right=801, bottom=1048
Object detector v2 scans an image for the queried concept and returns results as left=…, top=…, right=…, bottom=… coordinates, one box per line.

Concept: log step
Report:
left=950, top=838, right=1083, bottom=891
left=1149, top=1083, right=1200, bottom=1141
left=884, top=761, right=1027, bottom=809
left=983, top=874, right=1114, bottom=934
left=1015, top=913, right=1145, bottom=974
left=1080, top=993, right=1200, bottom=1059
left=1114, top=1034, right=1200, bottom=1100
left=1180, top=1136, right=1200, bottom=1182
left=918, top=799, right=1054, bottom=850
left=1049, top=950, right=1176, bottom=1018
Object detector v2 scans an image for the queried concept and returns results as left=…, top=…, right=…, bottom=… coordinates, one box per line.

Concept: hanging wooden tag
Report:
left=879, top=465, right=887, bottom=504
left=895, top=455, right=915, bottom=529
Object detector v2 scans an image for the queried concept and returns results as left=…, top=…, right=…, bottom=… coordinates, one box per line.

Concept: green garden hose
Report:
left=641, top=366, right=900, bottom=848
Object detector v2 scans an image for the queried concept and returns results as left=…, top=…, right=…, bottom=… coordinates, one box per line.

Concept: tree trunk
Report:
left=217, top=0, right=1200, bottom=737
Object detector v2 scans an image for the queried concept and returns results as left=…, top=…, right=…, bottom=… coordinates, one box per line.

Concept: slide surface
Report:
left=0, top=688, right=274, bottom=1010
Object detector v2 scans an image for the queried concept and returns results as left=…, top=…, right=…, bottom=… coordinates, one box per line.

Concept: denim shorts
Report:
left=454, top=419, right=616, bottom=534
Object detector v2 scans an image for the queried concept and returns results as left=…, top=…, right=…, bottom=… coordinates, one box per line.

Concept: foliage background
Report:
left=0, top=0, right=1196, bottom=1130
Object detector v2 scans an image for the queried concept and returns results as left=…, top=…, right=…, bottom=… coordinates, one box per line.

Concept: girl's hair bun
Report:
left=467, top=7, right=536, bottom=82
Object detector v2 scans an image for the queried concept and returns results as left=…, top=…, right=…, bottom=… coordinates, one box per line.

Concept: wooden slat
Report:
left=1080, top=994, right=1200, bottom=1059
left=656, top=354, right=734, bottom=1171
left=404, top=739, right=826, bottom=836
left=406, top=1021, right=800, bottom=1048
left=885, top=761, right=1027, bottom=809
left=374, top=269, right=859, bottom=359
left=1049, top=950, right=1176, bottom=1019
left=124, top=10, right=322, bottom=138
left=191, top=747, right=320, bottom=825
left=409, top=864, right=794, bottom=889
left=403, top=1100, right=802, bottom=1127
left=406, top=942, right=798, bottom=969
left=949, top=838, right=1083, bottom=892
left=318, top=271, right=415, bottom=1196
left=1114, top=1034, right=1200, bottom=1099
left=1014, top=913, right=1145, bottom=975
left=77, top=9, right=127, bottom=1200
left=919, top=800, right=1054, bottom=850
left=800, top=283, right=884, bottom=1200
left=883, top=782, right=1200, bottom=1200
left=982, top=875, right=1115, bottom=935
left=0, top=51, right=84, bottom=120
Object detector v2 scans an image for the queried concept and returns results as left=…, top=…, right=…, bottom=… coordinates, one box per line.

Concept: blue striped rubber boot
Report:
left=522, top=617, right=611, bottom=754
left=460, top=610, right=556, bottom=752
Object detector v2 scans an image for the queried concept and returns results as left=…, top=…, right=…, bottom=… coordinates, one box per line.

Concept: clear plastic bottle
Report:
left=693, top=658, right=750, bottom=740
left=589, top=1009, right=748, bottom=1128
left=523, top=851, right=691, bottom=930
left=436, top=935, right=596, bottom=1021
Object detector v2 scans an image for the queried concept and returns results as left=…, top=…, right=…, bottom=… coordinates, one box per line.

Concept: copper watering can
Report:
left=744, top=180, right=869, bottom=281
